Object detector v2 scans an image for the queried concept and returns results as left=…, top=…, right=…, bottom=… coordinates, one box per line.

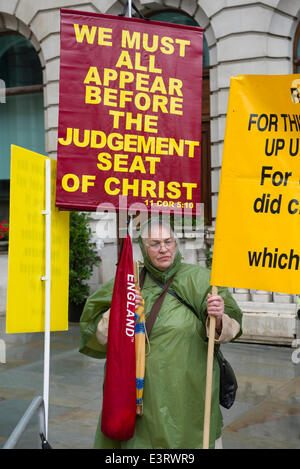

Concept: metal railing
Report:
left=3, top=396, right=46, bottom=449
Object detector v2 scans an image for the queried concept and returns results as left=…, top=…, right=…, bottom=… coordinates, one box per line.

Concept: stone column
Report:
left=233, top=288, right=251, bottom=302
left=273, top=292, right=294, bottom=304
left=252, top=290, right=272, bottom=302
left=196, top=245, right=208, bottom=268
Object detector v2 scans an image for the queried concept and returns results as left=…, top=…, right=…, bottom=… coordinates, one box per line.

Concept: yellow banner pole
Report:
left=203, top=285, right=217, bottom=449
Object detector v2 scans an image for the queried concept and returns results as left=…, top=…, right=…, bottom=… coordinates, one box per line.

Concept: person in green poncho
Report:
left=79, top=218, right=243, bottom=449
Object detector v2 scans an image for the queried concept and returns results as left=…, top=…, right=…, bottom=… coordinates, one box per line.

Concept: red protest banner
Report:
left=101, top=234, right=136, bottom=441
left=55, top=10, right=203, bottom=214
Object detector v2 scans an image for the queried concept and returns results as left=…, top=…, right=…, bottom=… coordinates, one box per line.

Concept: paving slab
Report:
left=0, top=324, right=299, bottom=449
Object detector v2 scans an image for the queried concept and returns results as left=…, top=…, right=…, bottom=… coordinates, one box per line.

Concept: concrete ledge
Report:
left=237, top=311, right=297, bottom=346
left=236, top=335, right=295, bottom=346
left=237, top=301, right=297, bottom=314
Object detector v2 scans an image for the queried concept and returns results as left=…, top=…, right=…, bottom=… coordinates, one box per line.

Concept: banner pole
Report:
left=133, top=260, right=139, bottom=286
left=203, top=285, right=217, bottom=449
left=128, top=0, right=132, bottom=17
left=42, top=159, right=51, bottom=440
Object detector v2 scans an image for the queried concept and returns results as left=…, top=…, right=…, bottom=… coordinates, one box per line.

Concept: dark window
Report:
left=147, top=9, right=209, bottom=68
left=293, top=23, right=300, bottom=73
left=0, top=33, right=45, bottom=221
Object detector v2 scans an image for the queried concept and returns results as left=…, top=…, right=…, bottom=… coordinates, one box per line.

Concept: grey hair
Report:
left=140, top=217, right=176, bottom=244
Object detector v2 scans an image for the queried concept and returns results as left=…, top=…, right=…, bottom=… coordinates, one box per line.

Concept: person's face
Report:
left=145, top=224, right=177, bottom=271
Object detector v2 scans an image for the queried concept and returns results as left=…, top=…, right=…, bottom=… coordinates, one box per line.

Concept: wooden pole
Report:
left=134, top=260, right=145, bottom=416
left=203, top=285, right=218, bottom=449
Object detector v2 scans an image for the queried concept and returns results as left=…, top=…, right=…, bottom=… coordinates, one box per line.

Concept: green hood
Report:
left=137, top=220, right=182, bottom=283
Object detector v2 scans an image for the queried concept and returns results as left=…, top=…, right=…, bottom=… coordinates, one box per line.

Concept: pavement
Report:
left=0, top=323, right=299, bottom=450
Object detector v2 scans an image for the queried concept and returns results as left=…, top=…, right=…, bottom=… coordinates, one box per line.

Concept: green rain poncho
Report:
left=79, top=235, right=243, bottom=449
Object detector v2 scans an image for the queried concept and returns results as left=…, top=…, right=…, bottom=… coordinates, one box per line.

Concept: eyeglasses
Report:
left=146, top=238, right=176, bottom=251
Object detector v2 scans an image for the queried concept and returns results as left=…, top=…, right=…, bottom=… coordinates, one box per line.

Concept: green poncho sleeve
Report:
left=79, top=278, right=114, bottom=359
left=171, top=264, right=243, bottom=341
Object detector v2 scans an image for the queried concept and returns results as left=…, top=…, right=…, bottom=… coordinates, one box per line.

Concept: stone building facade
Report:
left=0, top=0, right=300, bottom=345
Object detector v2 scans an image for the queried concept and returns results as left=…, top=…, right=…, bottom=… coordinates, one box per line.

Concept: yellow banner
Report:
left=211, top=75, right=300, bottom=294
left=6, top=145, right=70, bottom=333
